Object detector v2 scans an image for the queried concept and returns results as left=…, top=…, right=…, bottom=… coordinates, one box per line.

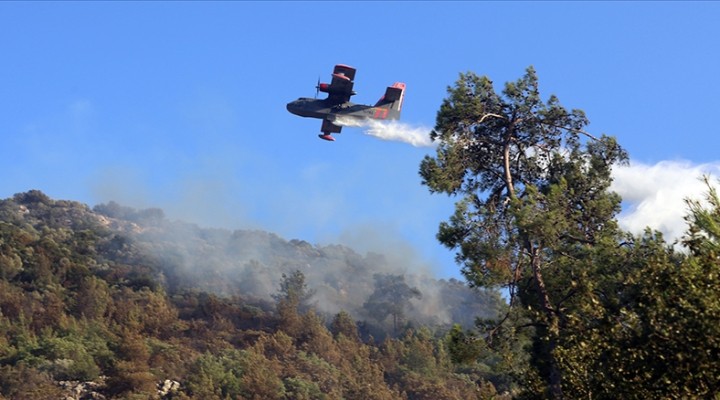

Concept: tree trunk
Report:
left=503, top=138, right=515, bottom=199
left=530, top=244, right=563, bottom=399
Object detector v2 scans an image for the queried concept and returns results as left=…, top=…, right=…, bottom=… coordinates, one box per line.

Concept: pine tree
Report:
left=420, top=67, right=627, bottom=398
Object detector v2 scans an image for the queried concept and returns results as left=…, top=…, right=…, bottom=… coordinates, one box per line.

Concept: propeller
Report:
left=315, top=77, right=321, bottom=98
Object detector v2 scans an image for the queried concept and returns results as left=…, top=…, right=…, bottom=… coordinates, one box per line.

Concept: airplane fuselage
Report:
left=286, top=98, right=398, bottom=122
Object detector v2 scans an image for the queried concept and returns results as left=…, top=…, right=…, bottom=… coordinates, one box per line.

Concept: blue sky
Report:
left=2, top=2, right=719, bottom=280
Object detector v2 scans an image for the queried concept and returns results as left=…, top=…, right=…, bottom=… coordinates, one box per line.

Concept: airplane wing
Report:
left=333, top=64, right=356, bottom=81
left=321, top=118, right=343, bottom=134
left=326, top=64, right=356, bottom=105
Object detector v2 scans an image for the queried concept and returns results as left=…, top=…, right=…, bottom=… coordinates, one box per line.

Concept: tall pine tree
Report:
left=420, top=67, right=627, bottom=398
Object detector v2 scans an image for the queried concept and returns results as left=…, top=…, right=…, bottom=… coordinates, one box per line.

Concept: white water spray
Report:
left=334, top=116, right=435, bottom=148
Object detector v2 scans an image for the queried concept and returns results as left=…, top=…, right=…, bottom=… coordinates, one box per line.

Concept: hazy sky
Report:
left=2, top=2, right=719, bottom=279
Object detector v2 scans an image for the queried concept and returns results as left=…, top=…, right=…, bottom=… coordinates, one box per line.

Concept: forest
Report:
left=417, top=67, right=719, bottom=398
left=0, top=190, right=508, bottom=399
left=1, top=67, right=719, bottom=399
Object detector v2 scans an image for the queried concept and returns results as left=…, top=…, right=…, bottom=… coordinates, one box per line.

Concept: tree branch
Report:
left=479, top=113, right=506, bottom=123
left=541, top=121, right=599, bottom=141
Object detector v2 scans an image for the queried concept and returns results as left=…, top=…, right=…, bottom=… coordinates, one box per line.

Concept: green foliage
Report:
left=446, top=324, right=484, bottom=365
left=0, top=363, right=64, bottom=399
left=363, top=274, right=422, bottom=335
left=0, top=191, right=506, bottom=398
left=238, top=346, right=286, bottom=399
left=565, top=180, right=720, bottom=398
left=330, top=310, right=360, bottom=341
left=184, top=350, right=245, bottom=399
left=283, top=376, right=326, bottom=400
left=420, top=67, right=632, bottom=397
left=379, top=327, right=497, bottom=400
left=400, top=328, right=440, bottom=377
left=73, top=275, right=111, bottom=319
left=421, top=67, right=627, bottom=289
left=422, top=67, right=720, bottom=400
left=108, top=286, right=179, bottom=336
left=274, top=270, right=316, bottom=337
left=685, top=176, right=720, bottom=256
left=273, top=269, right=316, bottom=311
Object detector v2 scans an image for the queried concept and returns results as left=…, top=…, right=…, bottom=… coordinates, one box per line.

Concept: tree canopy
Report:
left=421, top=67, right=719, bottom=398
left=0, top=191, right=506, bottom=399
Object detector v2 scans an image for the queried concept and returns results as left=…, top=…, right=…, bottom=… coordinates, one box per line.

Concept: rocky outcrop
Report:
left=58, top=378, right=106, bottom=400
left=57, top=378, right=180, bottom=399
left=157, top=379, right=181, bottom=397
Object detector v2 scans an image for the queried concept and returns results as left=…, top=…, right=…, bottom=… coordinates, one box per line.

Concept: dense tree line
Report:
left=0, top=191, right=508, bottom=399
left=421, top=67, right=720, bottom=398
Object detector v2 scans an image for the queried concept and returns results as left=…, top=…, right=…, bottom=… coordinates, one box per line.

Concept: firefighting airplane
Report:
left=286, top=64, right=405, bottom=141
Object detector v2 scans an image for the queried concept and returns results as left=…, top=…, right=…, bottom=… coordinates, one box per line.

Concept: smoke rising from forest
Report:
left=90, top=201, right=503, bottom=334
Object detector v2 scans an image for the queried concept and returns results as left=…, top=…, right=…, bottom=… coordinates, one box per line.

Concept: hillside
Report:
left=93, top=197, right=504, bottom=332
left=0, top=190, right=508, bottom=399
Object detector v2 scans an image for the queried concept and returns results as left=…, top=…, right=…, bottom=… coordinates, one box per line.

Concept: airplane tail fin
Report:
left=374, top=82, right=405, bottom=119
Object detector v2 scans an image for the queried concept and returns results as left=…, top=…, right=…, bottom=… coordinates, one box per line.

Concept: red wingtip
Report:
left=318, top=134, right=335, bottom=141
left=332, top=73, right=351, bottom=81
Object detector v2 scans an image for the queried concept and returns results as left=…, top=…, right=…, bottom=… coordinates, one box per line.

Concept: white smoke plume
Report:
left=334, top=116, right=435, bottom=147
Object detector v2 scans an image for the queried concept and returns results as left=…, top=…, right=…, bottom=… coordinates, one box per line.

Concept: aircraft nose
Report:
left=287, top=99, right=305, bottom=116
left=286, top=100, right=298, bottom=114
